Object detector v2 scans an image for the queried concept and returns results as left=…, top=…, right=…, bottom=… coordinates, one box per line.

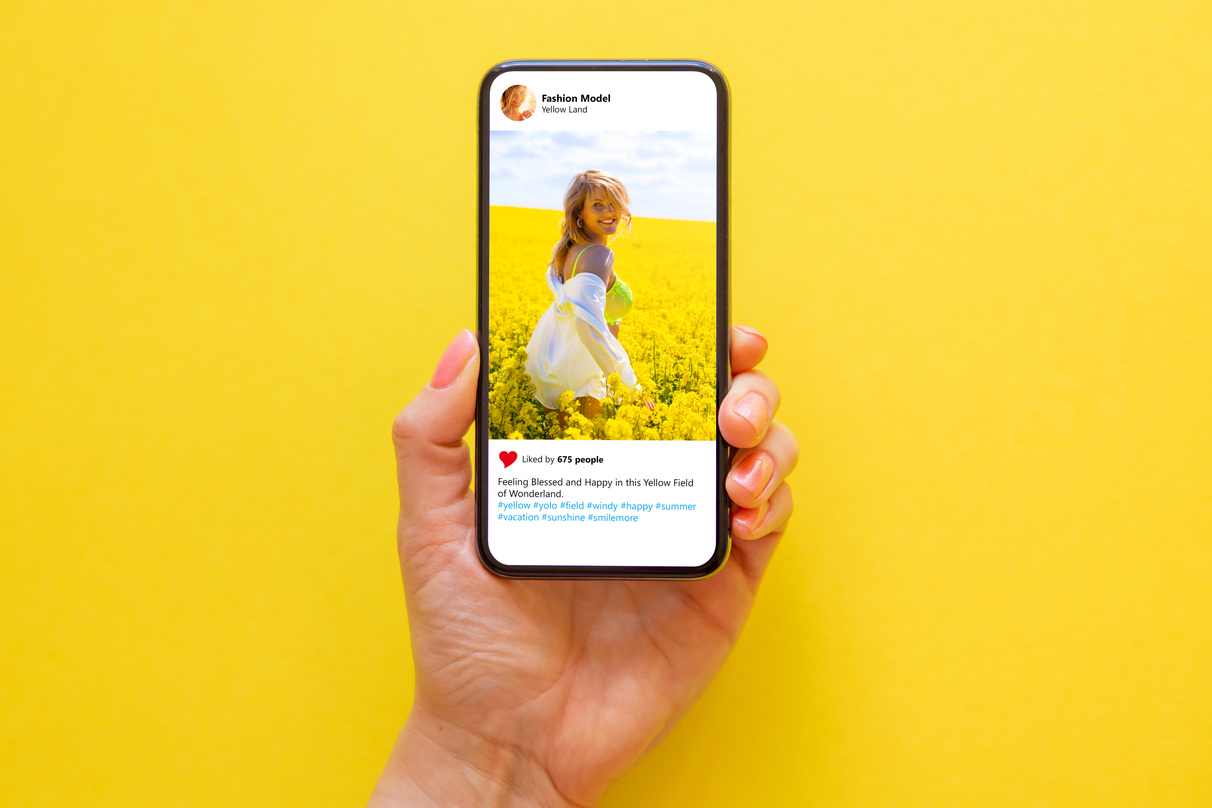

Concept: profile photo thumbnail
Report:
left=500, top=85, right=537, bottom=121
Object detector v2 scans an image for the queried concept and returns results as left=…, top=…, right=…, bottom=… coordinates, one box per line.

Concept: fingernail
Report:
left=732, top=392, right=769, bottom=438
left=731, top=452, right=773, bottom=499
left=431, top=330, right=476, bottom=390
left=734, top=325, right=766, bottom=342
left=735, top=501, right=769, bottom=537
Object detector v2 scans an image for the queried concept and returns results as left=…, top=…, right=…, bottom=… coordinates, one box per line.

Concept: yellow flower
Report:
left=487, top=206, right=717, bottom=441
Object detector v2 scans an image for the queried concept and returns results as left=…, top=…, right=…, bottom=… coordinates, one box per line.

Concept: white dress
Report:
left=525, top=266, right=637, bottom=408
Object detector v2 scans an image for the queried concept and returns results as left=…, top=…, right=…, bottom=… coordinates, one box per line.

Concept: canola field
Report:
left=488, top=206, right=717, bottom=441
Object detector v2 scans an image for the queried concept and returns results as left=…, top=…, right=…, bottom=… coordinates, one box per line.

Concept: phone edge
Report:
left=475, top=59, right=731, bottom=580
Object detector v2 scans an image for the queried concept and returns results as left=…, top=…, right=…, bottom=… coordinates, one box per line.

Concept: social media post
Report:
left=485, top=69, right=722, bottom=567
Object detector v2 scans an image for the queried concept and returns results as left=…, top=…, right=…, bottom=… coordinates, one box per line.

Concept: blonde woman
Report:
left=525, top=170, right=652, bottom=419
left=500, top=85, right=535, bottom=121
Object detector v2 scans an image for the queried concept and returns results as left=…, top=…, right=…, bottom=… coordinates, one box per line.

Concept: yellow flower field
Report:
left=488, top=206, right=717, bottom=440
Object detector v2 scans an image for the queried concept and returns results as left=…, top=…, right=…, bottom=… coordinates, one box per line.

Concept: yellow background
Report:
left=2, top=2, right=1210, bottom=805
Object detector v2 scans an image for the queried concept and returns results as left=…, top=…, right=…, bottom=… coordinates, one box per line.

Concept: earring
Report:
left=577, top=218, right=584, bottom=227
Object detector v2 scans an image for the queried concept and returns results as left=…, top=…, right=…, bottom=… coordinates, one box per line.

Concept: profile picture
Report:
left=500, top=85, right=537, bottom=121
left=488, top=130, right=718, bottom=441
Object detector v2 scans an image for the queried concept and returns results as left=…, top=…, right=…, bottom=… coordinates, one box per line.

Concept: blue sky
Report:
left=489, top=130, right=717, bottom=222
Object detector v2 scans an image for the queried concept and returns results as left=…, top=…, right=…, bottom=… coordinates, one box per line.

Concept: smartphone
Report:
left=476, top=60, right=730, bottom=578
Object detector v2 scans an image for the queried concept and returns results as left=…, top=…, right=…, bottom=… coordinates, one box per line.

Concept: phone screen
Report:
left=477, top=62, right=729, bottom=576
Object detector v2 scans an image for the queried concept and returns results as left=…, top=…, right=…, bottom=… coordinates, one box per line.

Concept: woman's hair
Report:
left=500, top=85, right=529, bottom=113
left=549, top=170, right=633, bottom=272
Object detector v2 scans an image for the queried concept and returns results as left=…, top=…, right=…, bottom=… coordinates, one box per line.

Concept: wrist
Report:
left=370, top=704, right=583, bottom=808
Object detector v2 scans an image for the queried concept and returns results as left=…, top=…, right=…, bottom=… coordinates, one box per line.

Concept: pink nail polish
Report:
left=736, top=501, right=769, bottom=537
left=431, top=330, right=476, bottom=389
left=732, top=392, right=769, bottom=437
left=731, top=452, right=773, bottom=499
left=734, top=325, right=766, bottom=343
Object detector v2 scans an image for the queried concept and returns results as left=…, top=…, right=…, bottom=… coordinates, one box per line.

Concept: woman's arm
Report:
left=564, top=247, right=635, bottom=385
left=569, top=283, right=635, bottom=387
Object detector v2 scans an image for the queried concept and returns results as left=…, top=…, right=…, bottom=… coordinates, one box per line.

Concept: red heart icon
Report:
left=500, top=451, right=518, bottom=468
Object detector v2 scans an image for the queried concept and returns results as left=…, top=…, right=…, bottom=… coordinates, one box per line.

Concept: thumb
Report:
left=392, top=330, right=479, bottom=551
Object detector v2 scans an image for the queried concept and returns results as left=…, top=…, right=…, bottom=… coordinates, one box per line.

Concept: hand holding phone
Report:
left=377, top=324, right=797, bottom=806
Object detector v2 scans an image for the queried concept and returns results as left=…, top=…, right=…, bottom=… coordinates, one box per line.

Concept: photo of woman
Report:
left=524, top=170, right=650, bottom=420
left=499, top=85, right=536, bottom=121
left=487, top=129, right=717, bottom=441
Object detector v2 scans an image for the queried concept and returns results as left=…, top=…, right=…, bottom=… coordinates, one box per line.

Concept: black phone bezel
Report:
left=475, top=60, right=731, bottom=579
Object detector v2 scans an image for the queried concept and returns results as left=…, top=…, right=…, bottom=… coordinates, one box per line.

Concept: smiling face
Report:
left=501, top=86, right=531, bottom=119
left=579, top=193, right=620, bottom=241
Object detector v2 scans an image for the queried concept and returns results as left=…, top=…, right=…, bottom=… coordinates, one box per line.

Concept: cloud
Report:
left=489, top=130, right=717, bottom=221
